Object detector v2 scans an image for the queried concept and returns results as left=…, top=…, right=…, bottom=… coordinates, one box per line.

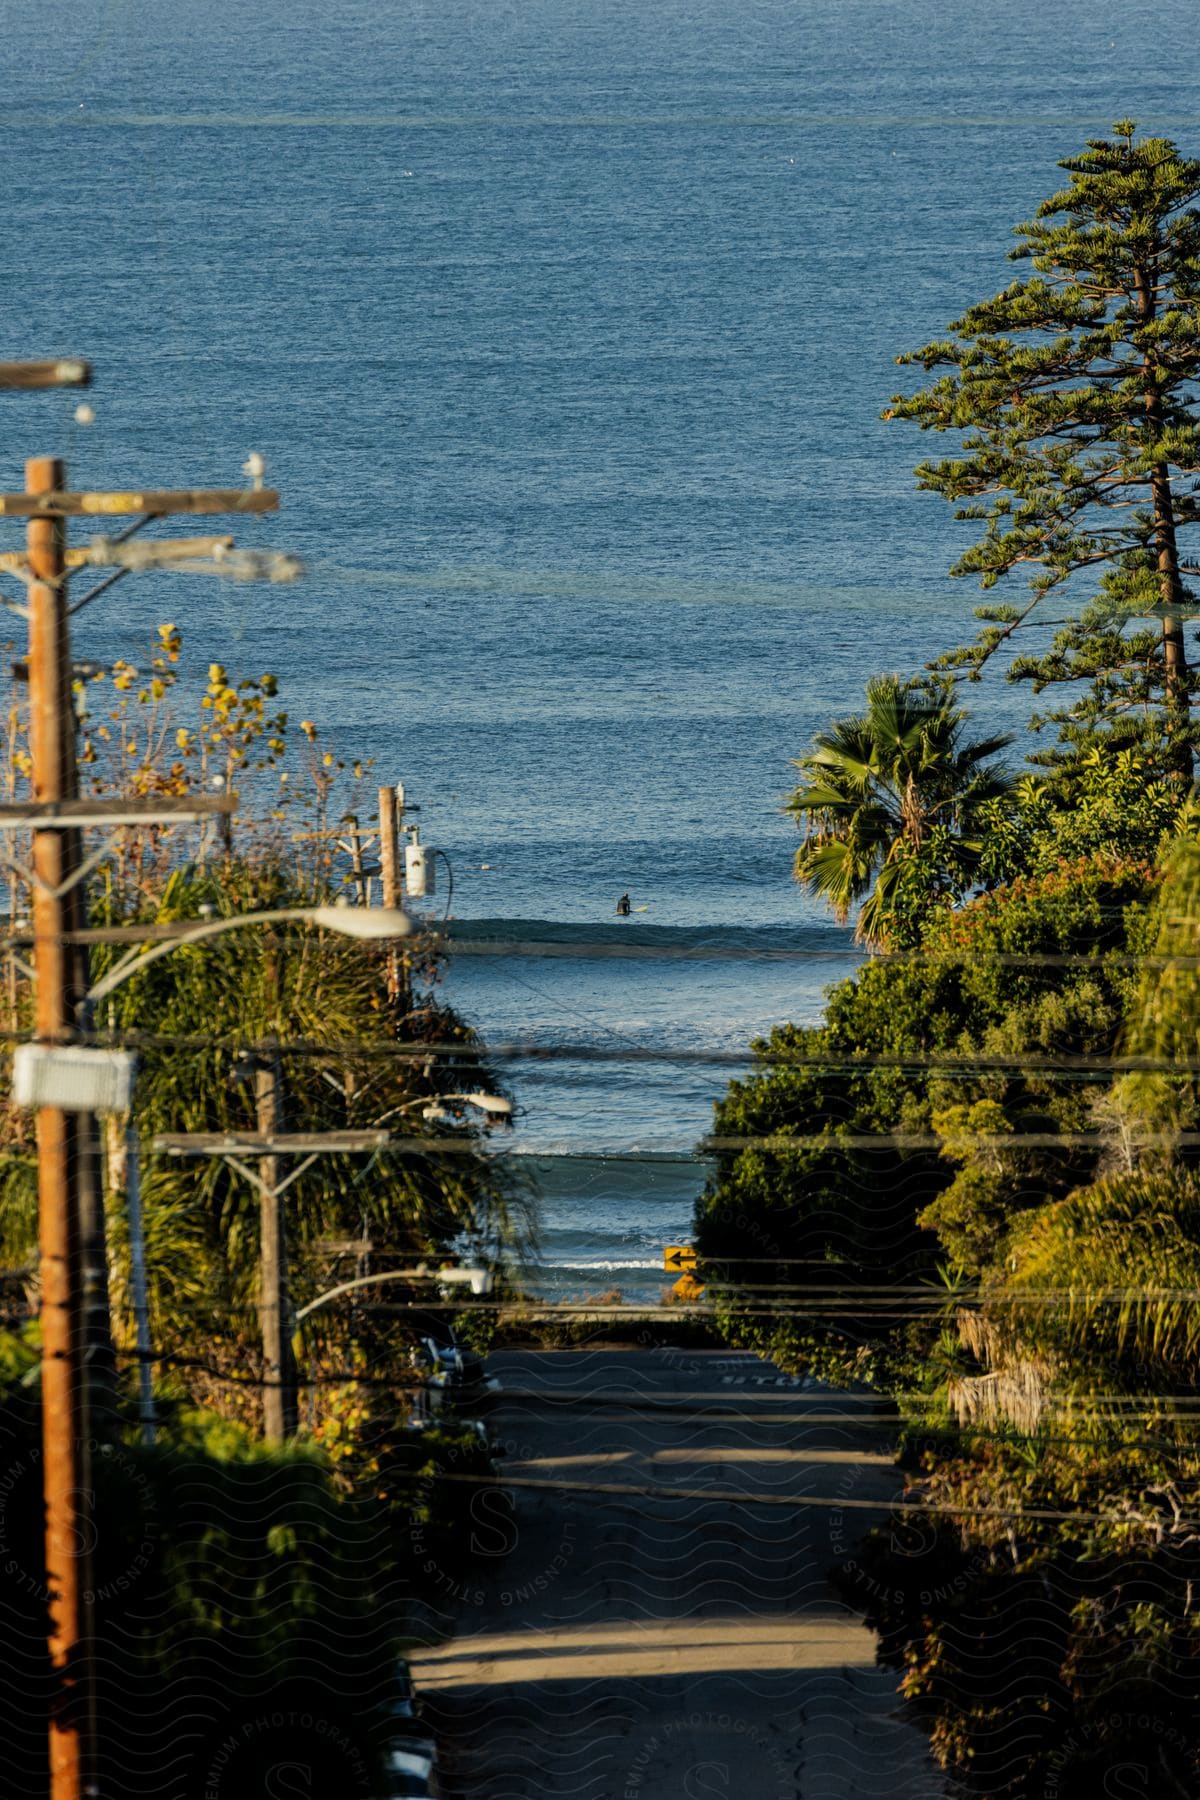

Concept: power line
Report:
left=433, top=938, right=1184, bottom=969
left=110, top=1345, right=427, bottom=1392
left=102, top=1347, right=1200, bottom=1524
left=472, top=1390, right=1200, bottom=1451
left=5, top=918, right=1191, bottom=970
left=578, top=1284, right=1200, bottom=1301
left=444, top=953, right=712, bottom=1078
left=26, top=1026, right=1200, bottom=1078
left=106, top=1345, right=1200, bottom=1423
left=428, top=1467, right=1197, bottom=1530
left=694, top=1131, right=1174, bottom=1151
left=310, top=1296, right=1200, bottom=1319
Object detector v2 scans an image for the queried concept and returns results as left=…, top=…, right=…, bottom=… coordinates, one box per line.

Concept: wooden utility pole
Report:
left=6, top=445, right=292, bottom=1800
left=255, top=1041, right=297, bottom=1441
left=343, top=813, right=369, bottom=908
left=28, top=455, right=95, bottom=1800
left=153, top=1127, right=391, bottom=1440
left=378, top=784, right=406, bottom=1010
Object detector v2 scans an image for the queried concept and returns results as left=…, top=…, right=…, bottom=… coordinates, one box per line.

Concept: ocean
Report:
left=1, top=0, right=1195, bottom=1293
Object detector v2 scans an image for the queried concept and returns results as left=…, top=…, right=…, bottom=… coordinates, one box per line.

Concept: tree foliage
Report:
left=0, top=632, right=531, bottom=1434
left=715, top=119, right=1200, bottom=1795
left=696, top=855, right=1155, bottom=1384
left=0, top=1326, right=499, bottom=1797
left=887, top=122, right=1200, bottom=775
left=85, top=863, right=527, bottom=1428
left=786, top=673, right=1011, bottom=945
left=705, top=826, right=1200, bottom=1791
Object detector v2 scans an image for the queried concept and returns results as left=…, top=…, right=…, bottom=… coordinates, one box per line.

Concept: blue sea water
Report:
left=1, top=0, right=1195, bottom=1290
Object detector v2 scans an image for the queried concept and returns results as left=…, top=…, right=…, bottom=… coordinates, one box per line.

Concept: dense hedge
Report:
left=696, top=857, right=1156, bottom=1385
left=0, top=1331, right=496, bottom=1798
left=696, top=850, right=1200, bottom=1793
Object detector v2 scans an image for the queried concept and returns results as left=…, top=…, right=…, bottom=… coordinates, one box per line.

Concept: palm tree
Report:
left=787, top=674, right=1012, bottom=944
left=82, top=863, right=531, bottom=1389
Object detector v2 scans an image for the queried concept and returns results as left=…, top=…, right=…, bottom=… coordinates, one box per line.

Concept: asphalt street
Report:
left=411, top=1346, right=944, bottom=1799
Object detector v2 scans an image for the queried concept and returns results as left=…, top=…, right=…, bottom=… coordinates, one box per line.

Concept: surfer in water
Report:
left=616, top=892, right=631, bottom=917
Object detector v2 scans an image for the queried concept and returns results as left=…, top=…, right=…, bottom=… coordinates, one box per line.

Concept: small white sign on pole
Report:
left=12, top=1045, right=136, bottom=1113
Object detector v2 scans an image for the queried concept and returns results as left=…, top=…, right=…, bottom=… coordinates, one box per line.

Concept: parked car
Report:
left=372, top=1657, right=442, bottom=1794
left=381, top=1744, right=442, bottom=1797
left=382, top=1713, right=438, bottom=1762
left=378, top=1673, right=436, bottom=1753
left=412, top=1337, right=492, bottom=1413
left=380, top=1657, right=421, bottom=1721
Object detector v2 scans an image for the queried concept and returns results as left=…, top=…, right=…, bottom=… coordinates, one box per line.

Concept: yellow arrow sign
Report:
left=663, top=1244, right=697, bottom=1272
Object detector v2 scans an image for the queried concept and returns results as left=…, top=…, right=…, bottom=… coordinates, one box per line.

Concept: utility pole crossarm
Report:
left=0, top=536, right=236, bottom=576
left=0, top=359, right=90, bottom=390
left=153, top=1130, right=392, bottom=1155
left=153, top=1112, right=395, bottom=1444
left=0, top=794, right=237, bottom=827
left=0, top=488, right=279, bottom=518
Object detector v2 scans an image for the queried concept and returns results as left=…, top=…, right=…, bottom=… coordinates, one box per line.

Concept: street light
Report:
left=86, top=902, right=412, bottom=1005
left=0, top=358, right=91, bottom=390
left=431, top=1091, right=514, bottom=1123
left=14, top=902, right=414, bottom=1446
left=294, top=1266, right=496, bottom=1437
left=382, top=1091, right=514, bottom=1128
left=295, top=1263, right=494, bottom=1324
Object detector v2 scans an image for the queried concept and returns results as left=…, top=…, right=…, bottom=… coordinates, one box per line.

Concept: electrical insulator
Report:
left=405, top=838, right=434, bottom=898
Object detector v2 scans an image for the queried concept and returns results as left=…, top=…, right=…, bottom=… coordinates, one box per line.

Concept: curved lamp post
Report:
left=87, top=901, right=412, bottom=1006
left=15, top=902, right=413, bottom=1448
left=379, top=1090, right=514, bottom=1128
left=424, top=1091, right=513, bottom=1124
left=295, top=1262, right=494, bottom=1324
left=295, top=1265, right=495, bottom=1426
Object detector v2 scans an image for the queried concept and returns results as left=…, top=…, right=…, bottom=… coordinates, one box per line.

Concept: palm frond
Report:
left=787, top=674, right=1013, bottom=941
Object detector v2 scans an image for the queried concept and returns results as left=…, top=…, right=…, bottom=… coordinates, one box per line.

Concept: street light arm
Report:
left=375, top=1091, right=512, bottom=1126
left=295, top=1265, right=492, bottom=1323
left=443, top=1091, right=513, bottom=1119
left=86, top=905, right=411, bottom=1005
left=88, top=908, right=317, bottom=1005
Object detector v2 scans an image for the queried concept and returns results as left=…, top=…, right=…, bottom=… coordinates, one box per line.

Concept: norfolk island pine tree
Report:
left=886, top=122, right=1200, bottom=780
